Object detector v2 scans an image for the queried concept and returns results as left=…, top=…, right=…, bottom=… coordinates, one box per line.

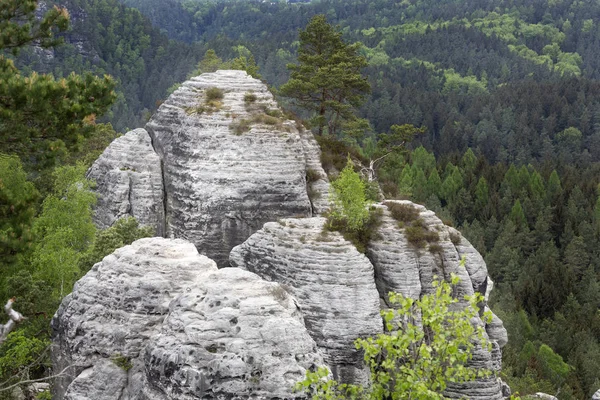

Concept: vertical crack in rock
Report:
left=80, top=71, right=510, bottom=399
left=52, top=238, right=324, bottom=399
left=366, top=200, right=507, bottom=400
left=87, top=128, right=164, bottom=234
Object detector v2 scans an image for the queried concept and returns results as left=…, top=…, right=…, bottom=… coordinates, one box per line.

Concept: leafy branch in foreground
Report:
left=297, top=274, right=496, bottom=400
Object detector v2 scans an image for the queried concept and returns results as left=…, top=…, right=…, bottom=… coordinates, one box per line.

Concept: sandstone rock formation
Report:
left=230, top=217, right=382, bottom=383
left=89, top=70, right=330, bottom=266
left=69, top=70, right=510, bottom=399
left=145, top=70, right=318, bottom=266
left=87, top=128, right=164, bottom=234
left=370, top=201, right=507, bottom=400
left=231, top=201, right=508, bottom=400
left=52, top=237, right=323, bottom=399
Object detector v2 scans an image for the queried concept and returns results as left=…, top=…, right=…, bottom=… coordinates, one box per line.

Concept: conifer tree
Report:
left=280, top=15, right=370, bottom=136
left=0, top=0, right=116, bottom=171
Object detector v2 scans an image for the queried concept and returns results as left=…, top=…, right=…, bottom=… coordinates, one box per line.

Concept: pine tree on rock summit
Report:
left=280, top=15, right=370, bottom=136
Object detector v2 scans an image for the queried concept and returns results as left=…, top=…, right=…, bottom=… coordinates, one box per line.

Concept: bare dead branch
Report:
left=0, top=298, right=26, bottom=345
left=0, top=365, right=75, bottom=393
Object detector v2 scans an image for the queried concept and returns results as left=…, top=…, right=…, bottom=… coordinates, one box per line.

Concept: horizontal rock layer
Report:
left=141, top=268, right=323, bottom=399
left=230, top=217, right=381, bottom=383
left=367, top=201, right=506, bottom=399
left=89, top=71, right=330, bottom=267
left=146, top=70, right=316, bottom=266
left=52, top=238, right=323, bottom=399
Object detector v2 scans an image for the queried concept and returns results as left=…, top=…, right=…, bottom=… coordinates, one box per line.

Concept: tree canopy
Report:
left=0, top=0, right=116, bottom=172
left=280, top=15, right=370, bottom=136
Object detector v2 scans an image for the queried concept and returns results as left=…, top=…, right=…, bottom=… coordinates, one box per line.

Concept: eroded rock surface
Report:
left=145, top=70, right=316, bottom=266
left=141, top=268, right=323, bottom=399
left=52, top=237, right=323, bottom=399
left=368, top=201, right=506, bottom=400
left=230, top=217, right=381, bottom=383
left=87, top=128, right=164, bottom=233
left=52, top=237, right=218, bottom=398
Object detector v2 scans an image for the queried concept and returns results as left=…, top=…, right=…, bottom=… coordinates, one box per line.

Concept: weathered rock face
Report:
left=230, top=217, right=382, bottom=383
left=231, top=201, right=508, bottom=400
left=145, top=70, right=322, bottom=266
left=75, top=71, right=510, bottom=399
left=87, top=128, right=165, bottom=234
left=369, top=201, right=507, bottom=400
left=52, top=237, right=323, bottom=399
left=141, top=268, right=323, bottom=399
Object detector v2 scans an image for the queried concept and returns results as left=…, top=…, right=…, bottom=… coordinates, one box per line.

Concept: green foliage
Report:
left=0, top=0, right=116, bottom=172
left=329, top=159, right=370, bottom=233
left=0, top=155, right=39, bottom=267
left=192, top=49, right=224, bottom=75
left=111, top=353, right=133, bottom=371
left=384, top=201, right=419, bottom=224
left=316, top=135, right=366, bottom=176
left=325, top=158, right=381, bottom=252
left=297, top=275, right=492, bottom=399
left=0, top=331, right=48, bottom=379
left=404, top=218, right=440, bottom=249
left=205, top=87, right=224, bottom=102
left=0, top=0, right=69, bottom=53
left=280, top=15, right=370, bottom=136
left=78, top=217, right=154, bottom=273
left=30, top=164, right=96, bottom=298
left=244, top=92, right=258, bottom=104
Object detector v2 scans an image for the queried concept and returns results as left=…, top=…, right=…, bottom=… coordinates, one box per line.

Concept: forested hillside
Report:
left=3, top=0, right=600, bottom=398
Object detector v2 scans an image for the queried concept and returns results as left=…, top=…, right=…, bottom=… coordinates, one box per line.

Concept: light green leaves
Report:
left=297, top=275, right=494, bottom=400
left=329, top=158, right=370, bottom=232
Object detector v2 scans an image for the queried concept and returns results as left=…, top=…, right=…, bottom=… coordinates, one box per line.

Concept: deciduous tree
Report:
left=297, top=275, right=494, bottom=399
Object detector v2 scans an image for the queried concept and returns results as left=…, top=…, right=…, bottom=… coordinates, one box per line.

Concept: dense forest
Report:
left=2, top=0, right=600, bottom=398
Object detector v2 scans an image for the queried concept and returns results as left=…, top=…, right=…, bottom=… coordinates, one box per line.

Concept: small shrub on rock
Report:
left=405, top=219, right=440, bottom=248
left=326, top=158, right=382, bottom=252
left=244, top=92, right=257, bottom=104
left=449, top=231, right=461, bottom=246
left=205, top=87, right=224, bottom=102
left=385, top=202, right=419, bottom=223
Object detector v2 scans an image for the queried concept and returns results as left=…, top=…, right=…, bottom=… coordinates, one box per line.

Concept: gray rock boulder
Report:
left=231, top=201, right=508, bottom=399
left=52, top=237, right=218, bottom=398
left=87, top=128, right=164, bottom=234
left=52, top=237, right=324, bottom=399
left=145, top=70, right=319, bottom=266
left=140, top=268, right=324, bottom=399
left=593, top=388, right=600, bottom=400
left=230, top=217, right=382, bottom=383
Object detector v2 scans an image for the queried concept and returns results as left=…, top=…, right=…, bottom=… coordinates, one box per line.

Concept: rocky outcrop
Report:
left=52, top=237, right=323, bottom=399
left=73, top=71, right=510, bottom=399
left=230, top=217, right=381, bottom=383
left=87, top=128, right=164, bottom=234
left=141, top=268, right=323, bottom=399
left=231, top=201, right=508, bottom=400
left=369, top=201, right=506, bottom=400
left=89, top=70, right=330, bottom=266
left=146, top=70, right=317, bottom=266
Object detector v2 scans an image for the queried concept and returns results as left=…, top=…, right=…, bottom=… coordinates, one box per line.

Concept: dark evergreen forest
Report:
left=4, top=0, right=600, bottom=398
